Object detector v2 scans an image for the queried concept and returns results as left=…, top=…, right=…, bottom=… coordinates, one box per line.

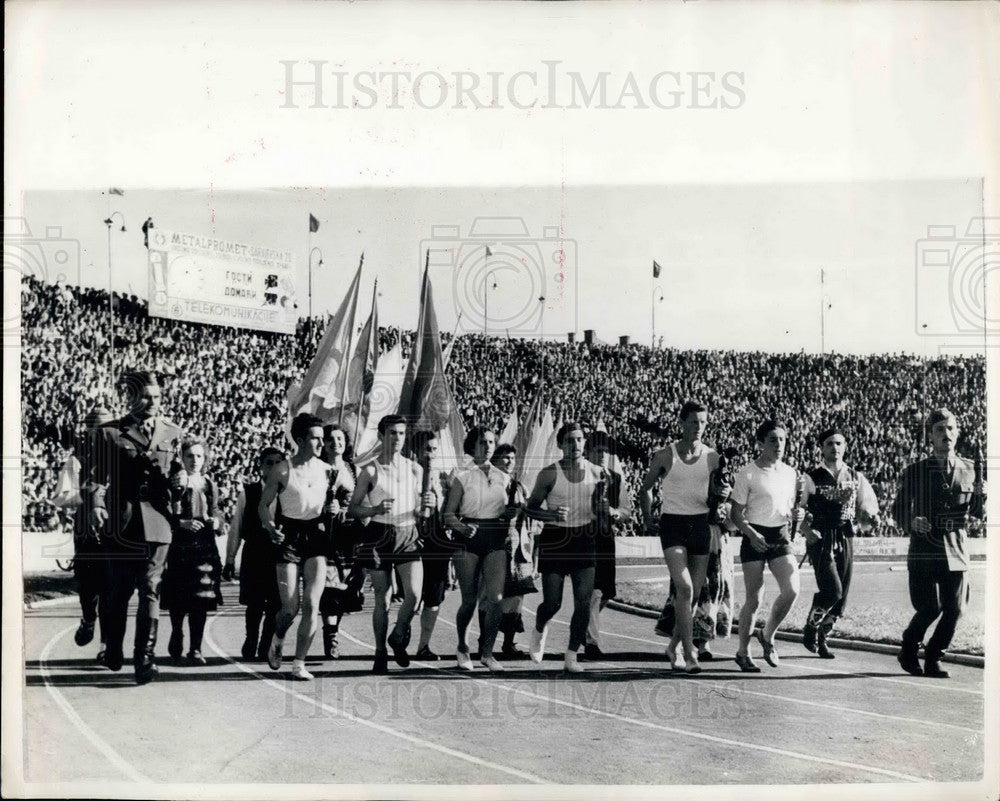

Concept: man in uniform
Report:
left=891, top=408, right=985, bottom=678
left=798, top=427, right=880, bottom=658
left=85, top=370, right=186, bottom=684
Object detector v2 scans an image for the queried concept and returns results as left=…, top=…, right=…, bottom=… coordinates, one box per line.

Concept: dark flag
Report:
left=141, top=217, right=154, bottom=249
left=309, top=213, right=320, bottom=233
left=653, top=260, right=662, bottom=279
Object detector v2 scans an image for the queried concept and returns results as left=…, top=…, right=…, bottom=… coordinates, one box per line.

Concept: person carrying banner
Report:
left=799, top=427, right=880, bottom=658
left=412, top=430, right=453, bottom=662
left=223, top=446, right=284, bottom=662
left=584, top=431, right=630, bottom=659
left=891, top=408, right=985, bottom=679
left=349, top=415, right=434, bottom=674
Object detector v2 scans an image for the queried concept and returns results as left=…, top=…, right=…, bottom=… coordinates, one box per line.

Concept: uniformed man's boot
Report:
left=897, top=636, right=922, bottom=676
left=816, top=631, right=835, bottom=659
left=923, top=648, right=950, bottom=679
left=257, top=616, right=276, bottom=662
left=134, top=619, right=159, bottom=685
left=802, top=623, right=817, bottom=653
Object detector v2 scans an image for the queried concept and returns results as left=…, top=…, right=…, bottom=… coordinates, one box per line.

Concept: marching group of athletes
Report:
left=70, top=370, right=985, bottom=685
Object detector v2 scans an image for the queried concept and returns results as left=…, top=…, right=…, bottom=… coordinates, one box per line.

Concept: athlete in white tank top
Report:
left=279, top=457, right=329, bottom=520
left=547, top=462, right=597, bottom=527
left=659, top=442, right=712, bottom=515
left=367, top=459, right=418, bottom=527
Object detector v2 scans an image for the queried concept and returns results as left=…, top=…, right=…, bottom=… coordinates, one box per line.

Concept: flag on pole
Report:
left=498, top=408, right=518, bottom=446
left=397, top=264, right=460, bottom=434
left=341, top=287, right=380, bottom=440
left=653, top=260, right=662, bottom=279
left=309, top=213, right=320, bottom=233
left=512, top=385, right=544, bottom=482
left=286, top=262, right=362, bottom=419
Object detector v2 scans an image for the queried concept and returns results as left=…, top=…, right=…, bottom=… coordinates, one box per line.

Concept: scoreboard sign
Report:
left=147, top=229, right=298, bottom=334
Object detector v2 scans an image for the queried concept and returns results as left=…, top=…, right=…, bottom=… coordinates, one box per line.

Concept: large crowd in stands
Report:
left=20, top=276, right=987, bottom=535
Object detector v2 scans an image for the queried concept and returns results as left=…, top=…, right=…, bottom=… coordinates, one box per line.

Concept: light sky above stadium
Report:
left=20, top=181, right=988, bottom=356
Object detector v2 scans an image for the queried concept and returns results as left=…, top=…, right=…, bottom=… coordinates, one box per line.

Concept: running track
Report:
left=18, top=581, right=990, bottom=793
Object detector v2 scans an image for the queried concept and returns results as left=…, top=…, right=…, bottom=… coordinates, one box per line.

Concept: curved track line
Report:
left=38, top=626, right=150, bottom=783
left=340, top=622, right=925, bottom=784
left=202, top=612, right=551, bottom=785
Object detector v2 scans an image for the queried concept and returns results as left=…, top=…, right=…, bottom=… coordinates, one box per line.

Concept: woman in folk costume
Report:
left=162, top=437, right=224, bottom=665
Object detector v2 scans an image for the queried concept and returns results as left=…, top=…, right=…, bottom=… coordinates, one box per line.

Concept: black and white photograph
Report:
left=4, top=3, right=997, bottom=800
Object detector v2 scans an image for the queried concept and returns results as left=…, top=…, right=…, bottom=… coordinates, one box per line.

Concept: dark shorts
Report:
left=455, top=518, right=509, bottom=559
left=659, top=513, right=712, bottom=557
left=536, top=523, right=596, bottom=576
left=421, top=550, right=451, bottom=607
left=360, top=521, right=422, bottom=571
left=276, top=517, right=329, bottom=565
left=740, top=524, right=794, bottom=563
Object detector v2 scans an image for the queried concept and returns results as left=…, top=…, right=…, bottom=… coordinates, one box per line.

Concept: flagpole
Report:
left=820, top=267, right=826, bottom=356
left=337, top=251, right=364, bottom=426
left=353, top=277, right=378, bottom=449
left=483, top=246, right=489, bottom=338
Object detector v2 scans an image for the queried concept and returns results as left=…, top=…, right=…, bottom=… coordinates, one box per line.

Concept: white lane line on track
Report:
left=346, top=620, right=923, bottom=783
left=522, top=608, right=984, bottom=729
left=572, top=608, right=984, bottom=697
left=202, top=612, right=551, bottom=785
left=38, top=625, right=150, bottom=783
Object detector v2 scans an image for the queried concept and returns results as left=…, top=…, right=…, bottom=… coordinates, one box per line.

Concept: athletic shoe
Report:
left=74, top=619, right=96, bottom=647
left=415, top=646, right=440, bottom=661
left=697, top=648, right=714, bottom=662
left=685, top=661, right=703, bottom=675
left=267, top=636, right=283, bottom=671
left=291, top=663, right=314, bottom=681
left=755, top=630, right=780, bottom=667
left=456, top=648, right=474, bottom=671
left=583, top=643, right=603, bottom=659
left=481, top=655, right=506, bottom=673
left=187, top=650, right=207, bottom=666
left=734, top=653, right=761, bottom=673
left=563, top=650, right=585, bottom=674
left=528, top=625, right=548, bottom=664
left=923, top=659, right=950, bottom=679
left=896, top=648, right=922, bottom=676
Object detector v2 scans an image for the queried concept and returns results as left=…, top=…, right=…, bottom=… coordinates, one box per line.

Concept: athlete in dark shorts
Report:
left=349, top=415, right=434, bottom=674
left=259, top=413, right=337, bottom=681
left=730, top=419, right=803, bottom=672
left=443, top=427, right=513, bottom=673
left=411, top=431, right=453, bottom=661
left=640, top=401, right=728, bottom=674
left=526, top=422, right=605, bottom=674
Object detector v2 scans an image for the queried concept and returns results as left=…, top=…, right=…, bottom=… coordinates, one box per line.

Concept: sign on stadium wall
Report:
left=146, top=229, right=298, bottom=334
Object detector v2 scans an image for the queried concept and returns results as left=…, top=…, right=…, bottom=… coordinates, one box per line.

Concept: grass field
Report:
left=616, top=568, right=985, bottom=656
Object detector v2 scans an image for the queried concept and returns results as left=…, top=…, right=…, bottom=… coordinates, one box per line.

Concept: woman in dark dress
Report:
left=162, top=438, right=224, bottom=665
left=223, top=446, right=284, bottom=661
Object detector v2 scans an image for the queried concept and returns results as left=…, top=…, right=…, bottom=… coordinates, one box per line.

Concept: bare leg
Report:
left=295, top=556, right=326, bottom=660
left=738, top=561, right=765, bottom=656
left=762, top=555, right=800, bottom=642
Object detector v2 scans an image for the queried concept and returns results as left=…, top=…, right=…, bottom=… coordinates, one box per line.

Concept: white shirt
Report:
left=659, top=442, right=712, bottom=515
left=454, top=463, right=509, bottom=518
left=731, top=461, right=797, bottom=527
